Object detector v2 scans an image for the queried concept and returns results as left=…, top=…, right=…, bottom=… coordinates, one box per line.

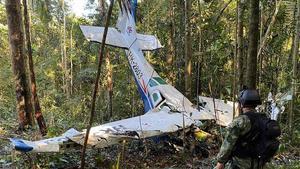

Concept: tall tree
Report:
left=257, top=0, right=282, bottom=88
left=5, top=0, right=30, bottom=131
left=175, top=0, right=185, bottom=91
left=257, top=0, right=282, bottom=58
left=237, top=0, right=245, bottom=90
left=62, top=0, right=69, bottom=96
left=80, top=0, right=114, bottom=168
left=106, top=52, right=113, bottom=119
left=290, top=0, right=300, bottom=135
left=98, top=0, right=113, bottom=119
left=98, top=0, right=106, bottom=23
left=196, top=0, right=202, bottom=107
left=23, top=0, right=47, bottom=135
left=246, top=0, right=259, bottom=89
left=167, top=0, right=175, bottom=85
left=24, top=54, right=34, bottom=126
left=184, top=0, right=192, bottom=97
left=167, top=0, right=175, bottom=65
left=258, top=1, right=264, bottom=89
left=70, top=22, right=73, bottom=95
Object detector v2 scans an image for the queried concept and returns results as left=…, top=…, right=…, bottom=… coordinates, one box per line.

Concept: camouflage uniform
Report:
left=216, top=114, right=262, bottom=169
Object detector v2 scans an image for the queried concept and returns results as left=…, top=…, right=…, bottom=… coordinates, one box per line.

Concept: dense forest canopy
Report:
left=0, top=0, right=299, bottom=168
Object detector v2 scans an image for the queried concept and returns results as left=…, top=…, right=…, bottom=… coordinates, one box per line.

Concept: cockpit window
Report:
left=153, top=77, right=167, bottom=85
left=149, top=79, right=158, bottom=87
left=152, top=93, right=159, bottom=102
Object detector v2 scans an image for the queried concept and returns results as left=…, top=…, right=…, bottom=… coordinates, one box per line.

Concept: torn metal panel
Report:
left=198, top=96, right=236, bottom=126
left=266, top=91, right=292, bottom=120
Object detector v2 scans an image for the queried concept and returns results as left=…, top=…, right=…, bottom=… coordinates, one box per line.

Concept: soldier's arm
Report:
left=216, top=115, right=251, bottom=164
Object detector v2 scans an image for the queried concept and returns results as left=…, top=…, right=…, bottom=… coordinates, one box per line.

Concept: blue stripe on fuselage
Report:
left=126, top=50, right=153, bottom=113
left=133, top=76, right=152, bottom=112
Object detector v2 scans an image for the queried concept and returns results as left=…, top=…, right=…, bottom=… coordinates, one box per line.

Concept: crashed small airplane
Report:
left=10, top=1, right=235, bottom=153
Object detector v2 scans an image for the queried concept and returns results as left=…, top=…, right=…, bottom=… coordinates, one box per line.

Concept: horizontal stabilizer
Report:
left=137, top=34, right=163, bottom=50
left=80, top=25, right=128, bottom=48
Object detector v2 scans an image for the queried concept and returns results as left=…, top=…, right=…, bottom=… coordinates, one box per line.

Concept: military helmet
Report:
left=238, top=89, right=262, bottom=107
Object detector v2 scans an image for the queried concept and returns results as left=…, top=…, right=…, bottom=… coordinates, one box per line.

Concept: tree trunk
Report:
left=184, top=0, right=192, bottom=97
left=98, top=0, right=112, bottom=119
left=237, top=0, right=245, bottom=90
left=21, top=1, right=34, bottom=127
left=6, top=0, right=30, bottom=131
left=257, top=0, right=282, bottom=58
left=196, top=0, right=202, bottom=107
left=257, top=0, right=282, bottom=89
left=246, top=0, right=259, bottom=89
left=106, top=52, right=113, bottom=119
left=80, top=0, right=115, bottom=168
left=167, top=0, right=175, bottom=85
left=24, top=54, right=34, bottom=126
left=99, top=0, right=106, bottom=24
left=258, top=1, right=264, bottom=90
left=61, top=25, right=65, bottom=92
left=167, top=0, right=175, bottom=65
left=70, top=23, right=73, bottom=95
left=23, top=0, right=47, bottom=135
left=62, top=0, right=69, bottom=97
left=175, top=1, right=185, bottom=92
left=290, top=0, right=300, bottom=136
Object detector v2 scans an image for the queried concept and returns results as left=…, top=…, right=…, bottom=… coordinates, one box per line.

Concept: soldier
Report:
left=215, top=89, right=275, bottom=169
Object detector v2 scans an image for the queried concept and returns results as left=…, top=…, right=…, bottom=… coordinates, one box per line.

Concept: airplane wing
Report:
left=10, top=107, right=200, bottom=153
left=80, top=25, right=129, bottom=48
left=10, top=128, right=81, bottom=152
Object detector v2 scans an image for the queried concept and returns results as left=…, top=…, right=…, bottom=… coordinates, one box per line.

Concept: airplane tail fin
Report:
left=116, top=1, right=162, bottom=50
left=80, top=0, right=163, bottom=51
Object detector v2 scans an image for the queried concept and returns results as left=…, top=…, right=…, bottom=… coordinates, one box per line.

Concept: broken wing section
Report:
left=137, top=34, right=163, bottom=51
left=80, top=25, right=128, bottom=48
left=10, top=107, right=199, bottom=153
left=10, top=128, right=81, bottom=152
left=198, top=96, right=237, bottom=126
left=70, top=107, right=196, bottom=147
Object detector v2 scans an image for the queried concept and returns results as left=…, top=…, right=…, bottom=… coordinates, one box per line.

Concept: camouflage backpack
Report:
left=233, top=112, right=281, bottom=165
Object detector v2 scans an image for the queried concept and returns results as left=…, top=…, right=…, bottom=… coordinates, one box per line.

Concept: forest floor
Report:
left=0, top=121, right=299, bottom=169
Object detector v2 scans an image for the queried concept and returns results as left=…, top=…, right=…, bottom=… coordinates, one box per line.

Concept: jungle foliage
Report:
left=0, top=0, right=299, bottom=168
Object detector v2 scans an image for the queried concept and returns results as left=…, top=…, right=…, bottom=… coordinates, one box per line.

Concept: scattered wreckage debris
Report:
left=8, top=90, right=292, bottom=153
left=1, top=121, right=299, bottom=169
left=1, top=123, right=222, bottom=168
